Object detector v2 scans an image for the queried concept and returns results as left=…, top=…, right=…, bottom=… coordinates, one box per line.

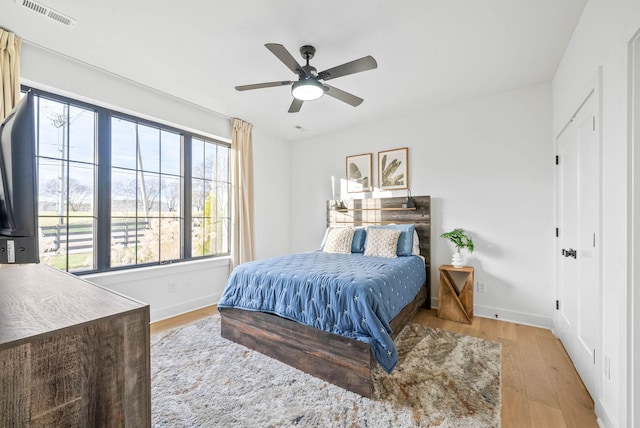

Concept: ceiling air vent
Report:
left=17, top=0, right=76, bottom=27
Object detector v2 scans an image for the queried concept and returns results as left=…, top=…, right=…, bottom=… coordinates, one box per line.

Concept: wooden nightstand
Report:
left=438, top=264, right=474, bottom=324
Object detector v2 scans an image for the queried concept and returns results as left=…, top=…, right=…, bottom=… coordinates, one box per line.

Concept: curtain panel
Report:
left=230, top=118, right=255, bottom=269
left=0, top=29, right=22, bottom=120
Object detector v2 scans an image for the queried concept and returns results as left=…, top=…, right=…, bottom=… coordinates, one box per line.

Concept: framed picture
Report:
left=378, top=147, right=409, bottom=190
left=346, top=153, right=373, bottom=193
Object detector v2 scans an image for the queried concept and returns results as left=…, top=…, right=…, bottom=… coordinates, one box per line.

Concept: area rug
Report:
left=151, top=316, right=501, bottom=427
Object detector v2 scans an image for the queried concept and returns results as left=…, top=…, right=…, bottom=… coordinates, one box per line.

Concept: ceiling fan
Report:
left=235, top=43, right=377, bottom=113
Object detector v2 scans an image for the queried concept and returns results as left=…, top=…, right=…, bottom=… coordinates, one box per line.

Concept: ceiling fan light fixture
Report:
left=291, top=78, right=324, bottom=101
left=236, top=43, right=377, bottom=111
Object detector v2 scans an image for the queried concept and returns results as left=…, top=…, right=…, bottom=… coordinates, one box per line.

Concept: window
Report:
left=110, top=118, right=182, bottom=267
left=191, top=137, right=230, bottom=257
left=29, top=87, right=231, bottom=273
left=37, top=96, right=97, bottom=272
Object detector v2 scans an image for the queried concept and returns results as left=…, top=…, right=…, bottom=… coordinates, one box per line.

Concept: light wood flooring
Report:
left=151, top=306, right=598, bottom=428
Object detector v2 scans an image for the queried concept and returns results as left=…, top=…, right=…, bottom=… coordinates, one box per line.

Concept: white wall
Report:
left=21, top=44, right=231, bottom=140
left=290, top=83, right=555, bottom=327
left=552, top=1, right=640, bottom=426
left=252, top=130, right=291, bottom=260
left=85, top=258, right=229, bottom=321
left=20, top=43, right=291, bottom=321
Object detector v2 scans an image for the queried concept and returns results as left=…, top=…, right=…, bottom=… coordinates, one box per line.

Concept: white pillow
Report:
left=322, top=227, right=355, bottom=254
left=364, top=228, right=401, bottom=258
left=412, top=230, right=420, bottom=255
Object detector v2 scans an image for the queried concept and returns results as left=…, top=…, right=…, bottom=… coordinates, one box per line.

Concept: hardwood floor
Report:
left=150, top=305, right=219, bottom=335
left=151, top=306, right=598, bottom=428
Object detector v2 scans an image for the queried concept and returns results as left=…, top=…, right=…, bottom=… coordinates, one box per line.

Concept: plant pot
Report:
left=451, top=251, right=464, bottom=268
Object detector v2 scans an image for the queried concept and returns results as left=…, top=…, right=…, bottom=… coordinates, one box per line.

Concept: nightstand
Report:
left=438, top=264, right=474, bottom=324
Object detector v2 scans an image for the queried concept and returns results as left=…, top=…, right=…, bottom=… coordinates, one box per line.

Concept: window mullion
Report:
left=183, top=135, right=192, bottom=259
left=96, top=109, right=112, bottom=271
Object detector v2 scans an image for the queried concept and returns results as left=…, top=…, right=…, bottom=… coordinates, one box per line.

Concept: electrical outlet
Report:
left=477, top=281, right=486, bottom=293
left=168, top=283, right=176, bottom=293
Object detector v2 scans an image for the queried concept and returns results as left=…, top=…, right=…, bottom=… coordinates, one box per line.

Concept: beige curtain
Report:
left=231, top=118, right=255, bottom=269
left=0, top=29, right=22, bottom=121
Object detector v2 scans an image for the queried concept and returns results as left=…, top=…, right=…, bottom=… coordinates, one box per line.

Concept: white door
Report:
left=556, top=91, right=600, bottom=399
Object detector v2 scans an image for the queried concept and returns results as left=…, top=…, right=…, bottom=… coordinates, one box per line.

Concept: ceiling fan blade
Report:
left=323, top=85, right=364, bottom=107
left=265, top=43, right=305, bottom=76
left=235, top=81, right=293, bottom=91
left=288, top=98, right=304, bottom=113
left=317, top=56, right=377, bottom=81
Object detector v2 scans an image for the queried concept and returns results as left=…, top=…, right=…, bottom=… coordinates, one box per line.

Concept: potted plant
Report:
left=440, top=228, right=474, bottom=268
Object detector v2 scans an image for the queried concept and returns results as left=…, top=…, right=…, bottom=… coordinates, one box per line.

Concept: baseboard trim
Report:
left=150, top=303, right=218, bottom=334
left=151, top=293, right=221, bottom=323
left=431, top=298, right=553, bottom=329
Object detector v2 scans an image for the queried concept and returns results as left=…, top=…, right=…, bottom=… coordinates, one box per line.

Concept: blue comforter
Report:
left=218, top=251, right=426, bottom=372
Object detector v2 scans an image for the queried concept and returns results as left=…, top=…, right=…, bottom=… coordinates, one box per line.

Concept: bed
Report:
left=219, top=195, right=431, bottom=397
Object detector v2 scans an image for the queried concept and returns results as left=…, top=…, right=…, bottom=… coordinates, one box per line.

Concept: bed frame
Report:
left=219, top=195, right=431, bottom=397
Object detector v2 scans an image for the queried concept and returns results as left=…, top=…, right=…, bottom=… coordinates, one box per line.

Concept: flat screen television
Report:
left=0, top=90, right=39, bottom=264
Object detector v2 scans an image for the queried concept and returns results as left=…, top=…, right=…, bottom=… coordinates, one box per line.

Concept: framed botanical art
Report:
left=346, top=153, right=373, bottom=193
left=378, top=147, right=408, bottom=190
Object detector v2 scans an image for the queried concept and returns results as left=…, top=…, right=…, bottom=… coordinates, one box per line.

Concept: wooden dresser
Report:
left=0, top=264, right=151, bottom=427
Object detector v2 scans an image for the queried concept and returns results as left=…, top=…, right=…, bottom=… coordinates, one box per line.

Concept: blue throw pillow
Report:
left=351, top=227, right=367, bottom=253
left=368, top=224, right=415, bottom=256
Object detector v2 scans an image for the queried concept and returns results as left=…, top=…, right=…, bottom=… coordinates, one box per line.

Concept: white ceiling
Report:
left=1, top=0, right=587, bottom=142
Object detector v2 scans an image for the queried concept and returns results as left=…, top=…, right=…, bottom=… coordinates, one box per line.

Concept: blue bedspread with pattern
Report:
left=218, top=251, right=426, bottom=373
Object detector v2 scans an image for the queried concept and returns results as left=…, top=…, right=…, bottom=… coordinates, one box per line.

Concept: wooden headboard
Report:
left=326, top=195, right=431, bottom=308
